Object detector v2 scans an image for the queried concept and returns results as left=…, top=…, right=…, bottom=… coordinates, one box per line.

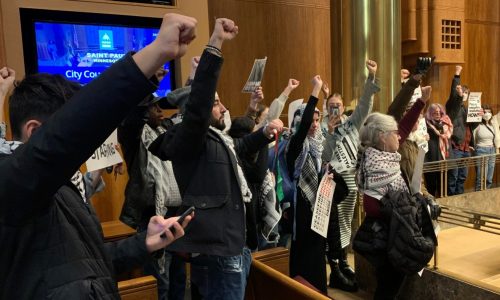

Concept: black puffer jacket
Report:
left=380, top=191, right=437, bottom=274
left=354, top=191, right=437, bottom=274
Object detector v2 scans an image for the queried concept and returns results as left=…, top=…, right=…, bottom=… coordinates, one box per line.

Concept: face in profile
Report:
left=210, top=92, right=227, bottom=130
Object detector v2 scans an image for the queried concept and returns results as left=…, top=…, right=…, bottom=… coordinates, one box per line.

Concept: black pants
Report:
left=374, top=261, right=405, bottom=300
left=424, top=172, right=442, bottom=197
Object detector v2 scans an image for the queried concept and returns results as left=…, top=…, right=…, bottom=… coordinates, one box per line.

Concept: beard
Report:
left=210, top=115, right=226, bottom=131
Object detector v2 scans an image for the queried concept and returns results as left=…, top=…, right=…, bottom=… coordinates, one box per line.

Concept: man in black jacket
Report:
left=0, top=13, right=196, bottom=299
left=149, top=19, right=284, bottom=299
left=446, top=66, right=471, bottom=195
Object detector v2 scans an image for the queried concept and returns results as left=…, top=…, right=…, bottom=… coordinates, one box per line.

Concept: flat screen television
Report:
left=20, top=8, right=176, bottom=96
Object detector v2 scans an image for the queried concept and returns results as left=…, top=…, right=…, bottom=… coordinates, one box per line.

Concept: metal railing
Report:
left=422, top=153, right=500, bottom=197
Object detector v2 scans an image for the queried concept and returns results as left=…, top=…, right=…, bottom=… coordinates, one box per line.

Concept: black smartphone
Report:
left=160, top=206, right=195, bottom=239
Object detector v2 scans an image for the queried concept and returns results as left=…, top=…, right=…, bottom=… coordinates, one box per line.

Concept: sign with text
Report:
left=466, top=92, right=482, bottom=122
left=311, top=173, right=336, bottom=238
left=242, top=57, right=267, bottom=93
left=86, top=130, right=122, bottom=172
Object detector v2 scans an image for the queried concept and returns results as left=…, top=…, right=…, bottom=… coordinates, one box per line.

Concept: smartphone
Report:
left=330, top=106, right=340, bottom=117
left=160, top=206, right=195, bottom=239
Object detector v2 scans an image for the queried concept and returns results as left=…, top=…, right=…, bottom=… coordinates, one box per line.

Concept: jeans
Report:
left=190, top=248, right=252, bottom=300
left=475, top=146, right=496, bottom=191
left=448, top=148, right=470, bottom=195
left=138, top=226, right=186, bottom=300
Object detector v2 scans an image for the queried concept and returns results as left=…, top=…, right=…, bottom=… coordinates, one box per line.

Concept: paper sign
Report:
left=330, top=130, right=358, bottom=173
left=410, top=85, right=422, bottom=104
left=311, top=173, right=336, bottom=238
left=288, top=99, right=304, bottom=129
left=466, top=92, right=482, bottom=122
left=410, top=147, right=425, bottom=195
left=86, top=130, right=123, bottom=172
left=242, top=57, right=267, bottom=93
left=417, top=117, right=429, bottom=153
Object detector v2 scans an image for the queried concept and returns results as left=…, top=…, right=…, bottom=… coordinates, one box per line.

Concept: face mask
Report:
left=483, top=112, right=492, bottom=121
left=462, top=93, right=469, bottom=102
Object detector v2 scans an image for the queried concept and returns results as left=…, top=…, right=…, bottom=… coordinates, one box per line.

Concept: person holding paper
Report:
left=320, top=60, right=379, bottom=292
left=284, top=75, right=327, bottom=293
left=354, top=88, right=434, bottom=299
left=446, top=66, right=472, bottom=195
left=470, top=105, right=500, bottom=190
left=0, top=13, right=196, bottom=299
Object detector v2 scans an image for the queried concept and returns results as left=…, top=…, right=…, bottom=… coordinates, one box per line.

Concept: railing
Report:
left=422, top=153, right=500, bottom=197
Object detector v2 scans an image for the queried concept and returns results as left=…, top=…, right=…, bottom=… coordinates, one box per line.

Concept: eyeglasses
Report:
left=384, top=130, right=400, bottom=136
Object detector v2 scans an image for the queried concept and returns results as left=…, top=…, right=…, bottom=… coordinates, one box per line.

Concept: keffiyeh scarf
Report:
left=210, top=126, right=252, bottom=203
left=358, top=147, right=408, bottom=200
left=292, top=104, right=324, bottom=208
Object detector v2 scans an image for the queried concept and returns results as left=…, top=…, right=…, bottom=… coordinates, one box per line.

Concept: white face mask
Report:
left=483, top=112, right=492, bottom=121
left=462, top=93, right=469, bottom=102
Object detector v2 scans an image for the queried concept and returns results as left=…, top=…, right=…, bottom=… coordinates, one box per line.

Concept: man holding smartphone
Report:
left=321, top=60, right=380, bottom=292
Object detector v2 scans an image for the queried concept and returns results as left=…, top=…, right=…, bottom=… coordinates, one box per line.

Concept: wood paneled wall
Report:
left=0, top=0, right=210, bottom=221
left=207, top=0, right=331, bottom=120
left=402, top=0, right=500, bottom=190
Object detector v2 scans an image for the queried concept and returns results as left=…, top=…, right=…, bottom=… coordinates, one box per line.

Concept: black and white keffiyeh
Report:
left=291, top=104, right=324, bottom=208
left=358, top=146, right=408, bottom=200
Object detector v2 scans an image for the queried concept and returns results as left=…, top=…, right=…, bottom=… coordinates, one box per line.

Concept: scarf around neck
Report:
left=209, top=126, right=252, bottom=203
left=358, top=147, right=408, bottom=200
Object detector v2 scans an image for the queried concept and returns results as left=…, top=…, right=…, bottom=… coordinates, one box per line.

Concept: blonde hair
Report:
left=359, top=112, right=397, bottom=148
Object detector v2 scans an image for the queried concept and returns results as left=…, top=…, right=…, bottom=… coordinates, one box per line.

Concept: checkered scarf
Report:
left=291, top=104, right=324, bottom=208
left=358, top=146, right=408, bottom=200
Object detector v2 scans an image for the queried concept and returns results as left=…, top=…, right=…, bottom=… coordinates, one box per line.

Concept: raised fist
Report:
left=156, top=13, right=197, bottom=60
left=288, top=79, right=300, bottom=90
left=455, top=65, right=463, bottom=76
left=311, top=75, right=323, bottom=88
left=366, top=60, right=377, bottom=75
left=212, top=18, right=239, bottom=42
left=400, top=69, right=410, bottom=80
left=0, top=67, right=15, bottom=96
left=321, top=82, right=330, bottom=97
left=421, top=86, right=432, bottom=103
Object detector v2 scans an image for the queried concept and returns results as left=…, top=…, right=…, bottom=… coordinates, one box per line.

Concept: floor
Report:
left=434, top=226, right=500, bottom=288
left=326, top=225, right=500, bottom=299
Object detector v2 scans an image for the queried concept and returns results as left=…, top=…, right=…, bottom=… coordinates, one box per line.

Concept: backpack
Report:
left=268, top=137, right=294, bottom=204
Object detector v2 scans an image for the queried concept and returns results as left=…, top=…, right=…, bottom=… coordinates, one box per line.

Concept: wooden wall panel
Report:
left=207, top=0, right=331, bottom=120
left=0, top=0, right=210, bottom=221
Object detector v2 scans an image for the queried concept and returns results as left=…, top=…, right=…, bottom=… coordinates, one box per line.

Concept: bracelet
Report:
left=205, top=44, right=222, bottom=55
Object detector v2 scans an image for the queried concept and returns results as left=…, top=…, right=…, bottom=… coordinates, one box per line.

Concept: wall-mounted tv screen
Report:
left=20, top=9, right=176, bottom=96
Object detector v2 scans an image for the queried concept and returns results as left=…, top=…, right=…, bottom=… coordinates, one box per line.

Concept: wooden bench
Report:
left=101, top=220, right=136, bottom=242
left=252, top=247, right=290, bottom=275
left=246, top=247, right=330, bottom=300
left=245, top=260, right=330, bottom=300
left=118, top=275, right=158, bottom=300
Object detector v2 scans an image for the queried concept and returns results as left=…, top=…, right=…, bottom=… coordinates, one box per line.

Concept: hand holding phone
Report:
left=160, top=206, right=195, bottom=239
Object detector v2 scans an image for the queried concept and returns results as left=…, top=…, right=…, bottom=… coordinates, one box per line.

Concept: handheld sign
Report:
left=242, top=57, right=267, bottom=93
left=86, top=130, right=123, bottom=172
left=311, top=173, right=336, bottom=238
left=466, top=92, right=482, bottom=122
